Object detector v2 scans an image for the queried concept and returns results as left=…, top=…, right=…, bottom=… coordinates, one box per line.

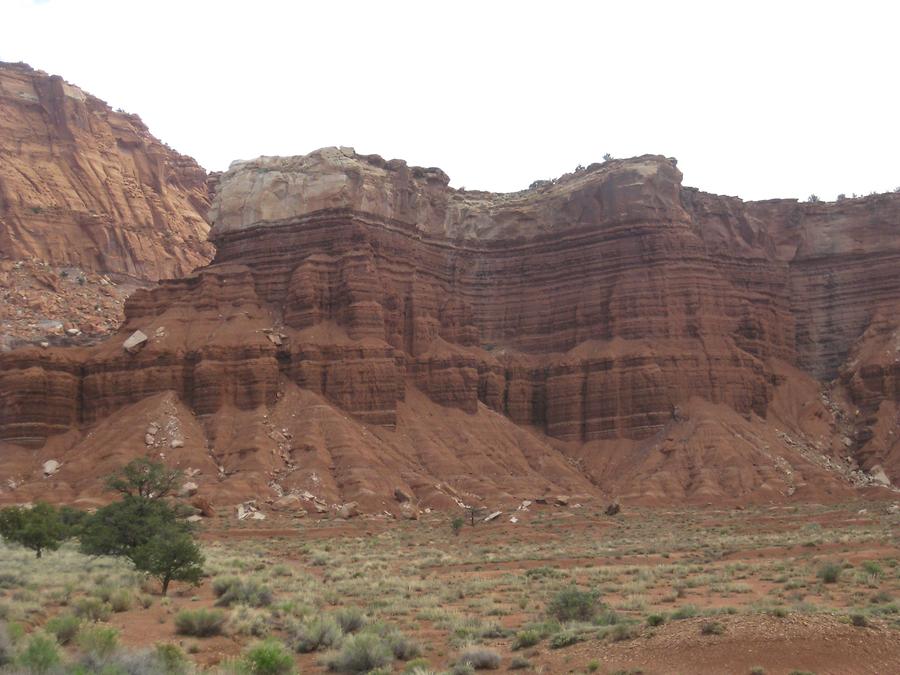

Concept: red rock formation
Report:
left=1, top=147, right=898, bottom=507
left=0, top=62, right=212, bottom=279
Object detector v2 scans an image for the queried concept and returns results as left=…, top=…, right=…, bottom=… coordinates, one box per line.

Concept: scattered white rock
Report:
left=484, top=510, right=502, bottom=522
left=170, top=438, right=184, bottom=449
left=186, top=515, right=203, bottom=523
left=399, top=502, right=419, bottom=520
left=870, top=465, right=891, bottom=486
left=236, top=500, right=262, bottom=520
left=274, top=494, right=307, bottom=514
left=509, top=515, right=519, bottom=524
left=42, top=460, right=60, bottom=477
left=123, top=330, right=148, bottom=353
left=179, top=481, right=199, bottom=497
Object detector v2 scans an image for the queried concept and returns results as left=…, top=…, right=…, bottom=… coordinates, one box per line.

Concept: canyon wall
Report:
left=1, top=147, right=898, bottom=507
left=0, top=62, right=212, bottom=279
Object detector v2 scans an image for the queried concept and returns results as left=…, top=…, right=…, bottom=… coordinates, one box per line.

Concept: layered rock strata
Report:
left=1, top=147, right=898, bottom=505
left=0, top=62, right=212, bottom=279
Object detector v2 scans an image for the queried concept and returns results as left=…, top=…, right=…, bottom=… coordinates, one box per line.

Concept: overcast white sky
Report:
left=3, top=0, right=898, bottom=200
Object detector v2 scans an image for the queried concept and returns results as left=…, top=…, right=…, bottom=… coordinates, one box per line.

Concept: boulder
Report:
left=605, top=501, right=621, bottom=516
left=191, top=496, right=215, bottom=517
left=178, top=481, right=199, bottom=497
left=484, top=510, right=502, bottom=522
left=274, top=494, right=308, bottom=515
left=870, top=465, right=891, bottom=486
left=394, top=487, right=413, bottom=503
left=553, top=495, right=570, bottom=506
left=123, top=330, right=148, bottom=353
left=337, top=501, right=359, bottom=519
left=42, top=459, right=60, bottom=476
left=399, top=502, right=419, bottom=520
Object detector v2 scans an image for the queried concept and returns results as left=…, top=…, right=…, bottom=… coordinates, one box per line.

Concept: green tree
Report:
left=132, top=528, right=204, bottom=596
left=80, top=458, right=203, bottom=596
left=79, top=496, right=186, bottom=560
left=105, top=457, right=182, bottom=500
left=0, top=502, right=68, bottom=558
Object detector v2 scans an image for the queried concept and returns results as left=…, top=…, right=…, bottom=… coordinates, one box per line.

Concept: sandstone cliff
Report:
left=1, top=147, right=897, bottom=510
left=0, top=62, right=212, bottom=278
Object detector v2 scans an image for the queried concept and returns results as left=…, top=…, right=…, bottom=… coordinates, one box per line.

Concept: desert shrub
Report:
left=850, top=613, right=869, bottom=627
left=292, top=615, right=342, bottom=653
left=241, top=638, right=295, bottom=675
left=451, top=517, right=464, bottom=535
left=74, top=596, right=112, bottom=622
left=175, top=608, right=226, bottom=637
left=456, top=646, right=501, bottom=669
left=334, top=607, right=367, bottom=634
left=77, top=624, right=119, bottom=659
left=646, top=613, right=666, bottom=627
left=525, top=567, right=565, bottom=580
left=155, top=642, right=191, bottom=674
left=110, top=588, right=134, bottom=613
left=384, top=630, right=421, bottom=661
left=862, top=561, right=883, bottom=579
left=85, top=648, right=172, bottom=674
left=0, top=573, right=23, bottom=590
left=547, top=587, right=599, bottom=622
left=44, top=613, right=81, bottom=645
left=17, top=632, right=61, bottom=673
left=594, top=609, right=622, bottom=626
left=871, top=590, right=893, bottom=604
left=609, top=624, right=639, bottom=642
left=700, top=621, right=725, bottom=635
left=449, top=665, right=476, bottom=675
left=227, top=605, right=272, bottom=637
left=670, top=604, right=698, bottom=620
left=0, top=622, right=13, bottom=667
left=214, top=578, right=273, bottom=608
left=512, top=628, right=540, bottom=650
left=213, top=576, right=240, bottom=597
left=549, top=629, right=583, bottom=649
left=750, top=668, right=766, bottom=675
left=325, top=632, right=392, bottom=673
left=510, top=656, right=531, bottom=670
left=402, top=658, right=433, bottom=673
left=818, top=562, right=841, bottom=584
